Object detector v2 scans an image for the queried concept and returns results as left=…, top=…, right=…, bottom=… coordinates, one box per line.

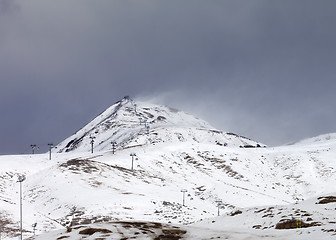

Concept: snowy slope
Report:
left=192, top=193, right=336, bottom=240
left=55, top=97, right=265, bottom=153
left=1, top=138, right=336, bottom=239
left=290, top=133, right=336, bottom=146
left=1, top=98, right=336, bottom=239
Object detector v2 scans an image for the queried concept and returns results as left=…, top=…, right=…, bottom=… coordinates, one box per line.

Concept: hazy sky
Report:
left=1, top=0, right=336, bottom=154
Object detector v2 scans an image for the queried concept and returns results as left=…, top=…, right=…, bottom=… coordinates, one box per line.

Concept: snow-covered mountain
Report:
left=55, top=96, right=265, bottom=153
left=290, top=133, right=336, bottom=146
left=0, top=97, right=335, bottom=240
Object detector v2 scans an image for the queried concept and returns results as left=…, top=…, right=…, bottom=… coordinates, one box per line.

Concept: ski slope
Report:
left=0, top=98, right=335, bottom=239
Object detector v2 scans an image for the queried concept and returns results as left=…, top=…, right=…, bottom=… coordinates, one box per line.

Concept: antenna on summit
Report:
left=123, top=96, right=133, bottom=104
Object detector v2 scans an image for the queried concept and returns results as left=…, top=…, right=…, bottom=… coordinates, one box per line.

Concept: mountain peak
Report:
left=55, top=98, right=265, bottom=153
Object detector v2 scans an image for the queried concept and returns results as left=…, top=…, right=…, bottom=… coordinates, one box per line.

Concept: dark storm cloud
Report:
left=1, top=0, right=336, bottom=154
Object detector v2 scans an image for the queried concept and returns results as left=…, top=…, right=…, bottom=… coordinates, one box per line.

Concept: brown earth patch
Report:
left=316, top=196, right=336, bottom=204
left=79, top=227, right=112, bottom=235
left=275, top=219, right=321, bottom=229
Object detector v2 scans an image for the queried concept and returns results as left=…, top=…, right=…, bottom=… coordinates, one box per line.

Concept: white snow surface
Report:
left=55, top=97, right=264, bottom=153
left=291, top=132, right=336, bottom=146
left=0, top=98, right=335, bottom=239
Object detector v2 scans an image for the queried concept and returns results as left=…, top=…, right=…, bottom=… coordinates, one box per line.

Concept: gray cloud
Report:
left=1, top=0, right=336, bottom=154
left=0, top=0, right=18, bottom=14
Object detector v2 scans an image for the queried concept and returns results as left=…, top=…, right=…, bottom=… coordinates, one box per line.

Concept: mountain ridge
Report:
left=289, top=132, right=336, bottom=146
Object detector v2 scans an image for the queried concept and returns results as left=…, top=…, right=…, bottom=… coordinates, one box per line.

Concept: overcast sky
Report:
left=1, top=0, right=336, bottom=154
